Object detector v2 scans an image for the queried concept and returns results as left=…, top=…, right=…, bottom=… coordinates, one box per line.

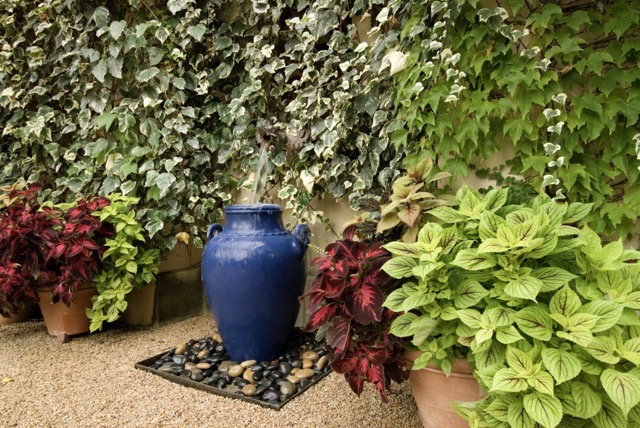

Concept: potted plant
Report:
left=304, top=156, right=452, bottom=400
left=303, top=230, right=409, bottom=401
left=87, top=194, right=159, bottom=332
left=0, top=183, right=111, bottom=340
left=381, top=185, right=640, bottom=427
left=0, top=185, right=159, bottom=340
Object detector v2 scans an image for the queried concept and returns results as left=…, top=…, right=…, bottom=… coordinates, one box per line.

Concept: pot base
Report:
left=37, top=286, right=97, bottom=341
left=406, top=351, right=486, bottom=428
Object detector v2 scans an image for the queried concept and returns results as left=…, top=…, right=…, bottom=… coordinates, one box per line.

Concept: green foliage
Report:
left=87, top=194, right=159, bottom=332
left=394, top=1, right=640, bottom=239
left=0, top=0, right=407, bottom=248
left=382, top=186, right=640, bottom=427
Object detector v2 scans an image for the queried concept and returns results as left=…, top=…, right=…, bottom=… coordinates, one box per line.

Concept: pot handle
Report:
left=207, top=224, right=223, bottom=240
left=294, top=224, right=311, bottom=257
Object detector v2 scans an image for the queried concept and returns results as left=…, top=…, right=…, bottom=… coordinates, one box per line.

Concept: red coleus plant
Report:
left=0, top=184, right=111, bottom=316
left=303, top=231, right=409, bottom=402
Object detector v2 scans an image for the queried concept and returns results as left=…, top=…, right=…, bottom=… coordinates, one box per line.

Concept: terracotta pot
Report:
left=0, top=302, right=39, bottom=325
left=406, top=351, right=486, bottom=428
left=120, top=282, right=156, bottom=326
left=37, top=285, right=97, bottom=340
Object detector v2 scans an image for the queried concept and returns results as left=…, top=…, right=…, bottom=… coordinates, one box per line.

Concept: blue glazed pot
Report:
left=201, top=204, right=310, bottom=362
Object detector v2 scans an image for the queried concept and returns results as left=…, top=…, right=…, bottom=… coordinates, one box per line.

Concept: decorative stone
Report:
left=228, top=364, right=244, bottom=378
left=296, top=368, right=314, bottom=379
left=172, top=355, right=186, bottom=364
left=196, top=362, right=211, bottom=370
left=261, top=390, right=279, bottom=401
left=315, top=348, right=327, bottom=356
left=301, top=350, right=319, bottom=361
left=241, top=360, right=257, bottom=368
left=197, top=350, right=211, bottom=360
left=218, top=361, right=237, bottom=373
left=280, top=381, right=296, bottom=395
left=302, top=359, right=313, bottom=369
left=317, top=355, right=329, bottom=370
left=243, top=369, right=255, bottom=384
left=291, top=359, right=303, bottom=368
left=291, top=368, right=299, bottom=375
left=242, top=384, right=257, bottom=396
left=184, top=362, right=197, bottom=371
left=252, top=370, right=263, bottom=381
left=279, top=361, right=292, bottom=376
left=175, top=343, right=187, bottom=355
left=212, top=332, right=223, bottom=342
left=286, top=375, right=301, bottom=384
left=191, top=372, right=204, bottom=382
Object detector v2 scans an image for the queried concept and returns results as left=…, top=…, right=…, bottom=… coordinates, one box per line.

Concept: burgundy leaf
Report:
left=327, top=317, right=351, bottom=354
left=362, top=346, right=388, bottom=366
left=346, top=373, right=364, bottom=397
left=332, top=356, right=357, bottom=374
left=305, top=303, right=337, bottom=331
left=346, top=283, right=384, bottom=325
left=355, top=357, right=370, bottom=377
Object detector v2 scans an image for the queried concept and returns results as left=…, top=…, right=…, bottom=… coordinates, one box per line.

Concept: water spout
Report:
left=252, top=144, right=270, bottom=204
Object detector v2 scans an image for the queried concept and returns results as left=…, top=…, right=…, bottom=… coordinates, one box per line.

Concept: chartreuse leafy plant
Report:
left=87, top=195, right=159, bottom=332
left=382, top=186, right=640, bottom=427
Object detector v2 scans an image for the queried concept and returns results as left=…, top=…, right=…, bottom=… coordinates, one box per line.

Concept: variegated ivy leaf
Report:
left=543, top=108, right=562, bottom=121
left=541, top=174, right=560, bottom=188
left=543, top=142, right=562, bottom=155
left=552, top=92, right=568, bottom=105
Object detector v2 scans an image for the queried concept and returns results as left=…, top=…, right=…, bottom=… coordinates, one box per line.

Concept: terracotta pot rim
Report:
left=405, top=350, right=475, bottom=375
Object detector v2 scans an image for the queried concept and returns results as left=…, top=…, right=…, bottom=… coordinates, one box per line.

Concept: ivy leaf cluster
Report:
left=393, top=0, right=640, bottom=239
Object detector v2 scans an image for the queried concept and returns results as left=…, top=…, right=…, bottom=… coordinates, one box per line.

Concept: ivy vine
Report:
left=0, top=0, right=405, bottom=249
left=393, top=0, right=640, bottom=239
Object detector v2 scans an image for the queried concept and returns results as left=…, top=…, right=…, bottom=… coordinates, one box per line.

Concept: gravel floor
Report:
left=0, top=315, right=421, bottom=428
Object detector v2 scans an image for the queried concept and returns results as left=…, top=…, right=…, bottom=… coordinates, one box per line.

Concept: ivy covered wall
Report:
left=1, top=0, right=638, bottom=249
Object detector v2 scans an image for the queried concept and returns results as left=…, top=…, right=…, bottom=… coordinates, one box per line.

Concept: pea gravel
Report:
left=0, top=315, right=421, bottom=428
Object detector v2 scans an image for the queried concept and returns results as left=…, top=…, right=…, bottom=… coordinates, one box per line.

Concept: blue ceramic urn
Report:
left=201, top=204, right=310, bottom=362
